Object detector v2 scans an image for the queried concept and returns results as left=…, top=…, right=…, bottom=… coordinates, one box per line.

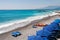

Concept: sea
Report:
left=0, top=10, right=54, bottom=26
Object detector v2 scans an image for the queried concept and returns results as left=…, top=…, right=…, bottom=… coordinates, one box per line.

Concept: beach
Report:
left=0, top=12, right=60, bottom=40
left=0, top=11, right=59, bottom=34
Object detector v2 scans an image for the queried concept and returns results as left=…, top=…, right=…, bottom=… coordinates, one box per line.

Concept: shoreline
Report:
left=0, top=14, right=60, bottom=40
left=0, top=12, right=59, bottom=34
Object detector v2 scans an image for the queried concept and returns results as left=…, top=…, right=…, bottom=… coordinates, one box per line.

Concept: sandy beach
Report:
left=0, top=13, right=60, bottom=40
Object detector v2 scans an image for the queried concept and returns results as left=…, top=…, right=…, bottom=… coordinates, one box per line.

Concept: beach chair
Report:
left=11, top=31, right=21, bottom=37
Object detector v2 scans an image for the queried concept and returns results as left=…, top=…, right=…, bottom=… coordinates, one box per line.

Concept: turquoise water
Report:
left=0, top=10, right=52, bottom=23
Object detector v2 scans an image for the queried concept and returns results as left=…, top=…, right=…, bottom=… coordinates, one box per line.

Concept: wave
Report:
left=0, top=12, right=59, bottom=34
left=0, top=12, right=58, bottom=28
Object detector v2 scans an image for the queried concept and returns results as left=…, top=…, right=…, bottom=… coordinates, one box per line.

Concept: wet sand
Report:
left=0, top=15, right=60, bottom=40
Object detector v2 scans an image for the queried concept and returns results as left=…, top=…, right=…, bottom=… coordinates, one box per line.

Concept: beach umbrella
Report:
left=47, top=35, right=57, bottom=40
left=36, top=20, right=59, bottom=37
left=28, top=35, right=48, bottom=40
left=28, top=35, right=36, bottom=40
left=35, top=36, right=48, bottom=40
left=35, top=36, right=42, bottom=40
left=51, top=29, right=60, bottom=38
left=28, top=19, right=60, bottom=40
left=36, top=30, right=43, bottom=36
left=41, top=29, right=51, bottom=37
left=43, top=22, right=59, bottom=32
left=54, top=19, right=60, bottom=23
left=41, top=37, right=48, bottom=40
left=36, top=29, right=51, bottom=37
left=28, top=35, right=42, bottom=40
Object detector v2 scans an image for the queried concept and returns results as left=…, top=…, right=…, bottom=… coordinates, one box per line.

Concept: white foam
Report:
left=0, top=12, right=59, bottom=34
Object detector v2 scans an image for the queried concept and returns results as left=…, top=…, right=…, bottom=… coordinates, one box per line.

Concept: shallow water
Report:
left=0, top=10, right=53, bottom=23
